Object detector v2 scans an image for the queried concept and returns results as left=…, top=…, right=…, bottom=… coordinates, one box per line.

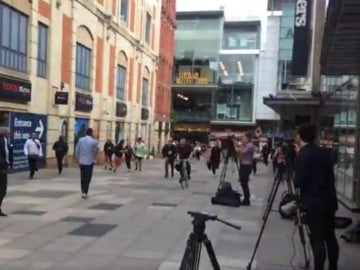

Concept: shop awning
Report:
left=321, top=0, right=360, bottom=75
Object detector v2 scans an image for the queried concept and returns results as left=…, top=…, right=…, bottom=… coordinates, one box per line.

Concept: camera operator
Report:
left=233, top=132, right=254, bottom=206
left=294, top=124, right=339, bottom=270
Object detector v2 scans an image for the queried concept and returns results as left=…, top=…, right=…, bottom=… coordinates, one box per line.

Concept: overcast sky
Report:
left=176, top=0, right=268, bottom=21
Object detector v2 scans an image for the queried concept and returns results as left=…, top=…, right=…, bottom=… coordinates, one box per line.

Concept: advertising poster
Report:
left=74, top=118, right=89, bottom=154
left=10, top=112, right=47, bottom=172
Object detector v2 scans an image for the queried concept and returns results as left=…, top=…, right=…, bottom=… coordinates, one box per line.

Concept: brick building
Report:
left=154, top=0, right=176, bottom=152
left=0, top=0, right=162, bottom=170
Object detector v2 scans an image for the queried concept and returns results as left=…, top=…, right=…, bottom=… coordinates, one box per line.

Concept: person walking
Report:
left=134, top=137, right=147, bottom=171
left=75, top=128, right=99, bottom=199
left=261, top=143, right=270, bottom=166
left=24, top=132, right=43, bottom=179
left=124, top=143, right=133, bottom=171
left=113, top=140, right=124, bottom=173
left=234, top=132, right=254, bottom=206
left=0, top=127, right=13, bottom=216
left=294, top=124, right=339, bottom=270
left=103, top=139, right=114, bottom=171
left=52, top=136, right=68, bottom=174
left=162, top=139, right=177, bottom=178
left=210, top=140, right=221, bottom=177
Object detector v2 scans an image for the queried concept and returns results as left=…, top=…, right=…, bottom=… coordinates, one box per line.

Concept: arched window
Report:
left=116, top=51, right=128, bottom=100
left=75, top=26, right=93, bottom=90
left=142, top=66, right=150, bottom=106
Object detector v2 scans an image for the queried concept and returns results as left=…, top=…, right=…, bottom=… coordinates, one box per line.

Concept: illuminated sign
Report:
left=175, top=72, right=208, bottom=85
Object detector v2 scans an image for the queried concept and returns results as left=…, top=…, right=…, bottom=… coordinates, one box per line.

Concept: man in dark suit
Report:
left=294, top=124, right=338, bottom=270
left=0, top=126, right=13, bottom=216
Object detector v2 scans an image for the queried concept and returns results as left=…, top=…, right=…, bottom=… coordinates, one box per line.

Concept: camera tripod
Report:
left=246, top=167, right=310, bottom=270
left=179, top=211, right=241, bottom=270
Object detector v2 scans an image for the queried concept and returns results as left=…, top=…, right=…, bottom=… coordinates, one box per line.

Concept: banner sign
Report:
left=75, top=93, right=93, bottom=112
left=291, top=0, right=312, bottom=76
left=10, top=112, right=47, bottom=172
left=0, top=76, right=31, bottom=103
left=116, top=102, right=127, bottom=117
left=55, top=91, right=69, bottom=105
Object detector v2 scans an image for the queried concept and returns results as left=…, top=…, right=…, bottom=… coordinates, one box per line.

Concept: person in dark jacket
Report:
left=210, top=140, right=221, bottom=177
left=0, top=127, right=13, bottom=216
left=112, top=140, right=124, bottom=173
left=103, top=139, right=114, bottom=170
left=294, top=124, right=339, bottom=270
left=162, top=139, right=177, bottom=178
left=52, top=136, right=68, bottom=174
left=124, top=143, right=133, bottom=171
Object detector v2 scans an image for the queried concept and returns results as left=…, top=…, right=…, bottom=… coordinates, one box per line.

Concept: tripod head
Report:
left=187, top=211, right=242, bottom=233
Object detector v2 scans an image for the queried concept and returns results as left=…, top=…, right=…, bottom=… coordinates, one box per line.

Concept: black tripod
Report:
left=179, top=211, right=241, bottom=270
left=247, top=167, right=310, bottom=270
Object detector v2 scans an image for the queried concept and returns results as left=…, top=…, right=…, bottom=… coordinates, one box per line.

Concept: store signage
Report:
left=141, top=108, right=149, bottom=120
left=175, top=72, right=208, bottom=85
left=9, top=112, right=47, bottom=172
left=116, top=102, right=127, bottom=117
left=292, top=0, right=312, bottom=76
left=75, top=93, right=93, bottom=112
left=0, top=76, right=31, bottom=103
left=54, top=91, right=69, bottom=105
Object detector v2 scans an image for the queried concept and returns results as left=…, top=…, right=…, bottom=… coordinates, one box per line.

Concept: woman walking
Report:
left=134, top=137, right=147, bottom=171
left=52, top=136, right=68, bottom=174
left=124, top=143, right=133, bottom=171
left=112, top=140, right=124, bottom=173
left=103, top=139, right=114, bottom=171
left=210, top=140, right=221, bottom=177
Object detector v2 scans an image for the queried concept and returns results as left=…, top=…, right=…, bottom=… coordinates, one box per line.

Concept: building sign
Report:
left=10, top=112, right=47, bottom=172
left=175, top=72, right=208, bottom=85
left=279, top=3, right=296, bottom=61
left=54, top=92, right=69, bottom=105
left=116, top=102, right=127, bottom=117
left=0, top=76, right=31, bottom=103
left=141, top=108, right=149, bottom=120
left=75, top=93, right=93, bottom=112
left=292, top=0, right=312, bottom=76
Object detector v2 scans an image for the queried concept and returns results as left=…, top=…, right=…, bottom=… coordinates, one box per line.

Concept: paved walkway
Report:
left=0, top=159, right=358, bottom=270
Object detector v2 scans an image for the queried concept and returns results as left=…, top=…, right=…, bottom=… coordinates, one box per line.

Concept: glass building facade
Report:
left=171, top=11, right=260, bottom=141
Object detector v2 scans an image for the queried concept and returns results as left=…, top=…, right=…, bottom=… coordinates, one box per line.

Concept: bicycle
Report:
left=179, top=158, right=189, bottom=189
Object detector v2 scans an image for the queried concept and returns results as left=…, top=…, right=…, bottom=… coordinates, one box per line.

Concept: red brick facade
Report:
left=155, top=0, right=176, bottom=121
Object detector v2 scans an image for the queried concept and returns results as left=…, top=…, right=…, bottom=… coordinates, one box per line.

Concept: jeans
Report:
left=306, top=209, right=339, bottom=270
left=179, top=160, right=191, bottom=179
left=28, top=157, right=38, bottom=178
left=56, top=154, right=64, bottom=173
left=79, top=164, right=94, bottom=195
left=0, top=170, right=7, bottom=210
left=165, top=158, right=175, bottom=177
left=239, top=164, right=252, bottom=202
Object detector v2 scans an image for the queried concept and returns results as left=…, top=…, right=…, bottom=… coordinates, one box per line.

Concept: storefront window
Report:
left=174, top=14, right=222, bottom=85
left=332, top=76, right=358, bottom=201
left=222, top=24, right=259, bottom=50
left=213, top=85, right=253, bottom=122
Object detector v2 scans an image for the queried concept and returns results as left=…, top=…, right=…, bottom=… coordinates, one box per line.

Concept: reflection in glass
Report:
left=218, top=54, right=255, bottom=84
left=222, top=24, right=259, bottom=50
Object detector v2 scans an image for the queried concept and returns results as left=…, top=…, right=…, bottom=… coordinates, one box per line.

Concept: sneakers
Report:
left=81, top=193, right=88, bottom=199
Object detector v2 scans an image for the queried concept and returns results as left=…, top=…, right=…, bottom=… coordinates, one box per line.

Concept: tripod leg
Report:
left=297, top=212, right=310, bottom=269
left=203, top=236, right=221, bottom=270
left=263, top=175, right=281, bottom=220
left=248, top=176, right=282, bottom=270
left=180, top=233, right=199, bottom=270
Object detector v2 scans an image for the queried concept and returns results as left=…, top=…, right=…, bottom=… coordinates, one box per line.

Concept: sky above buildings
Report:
left=176, top=0, right=268, bottom=21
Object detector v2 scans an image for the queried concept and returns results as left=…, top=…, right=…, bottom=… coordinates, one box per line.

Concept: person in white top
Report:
left=24, top=132, right=43, bottom=179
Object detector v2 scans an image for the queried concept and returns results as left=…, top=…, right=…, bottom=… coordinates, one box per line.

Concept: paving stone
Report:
left=89, top=203, right=123, bottom=210
left=151, top=202, right=178, bottom=207
left=42, top=235, right=96, bottom=252
left=60, top=216, right=94, bottom=223
left=12, top=210, right=47, bottom=216
left=68, top=223, right=118, bottom=237
left=0, top=248, right=31, bottom=260
left=105, top=256, right=162, bottom=270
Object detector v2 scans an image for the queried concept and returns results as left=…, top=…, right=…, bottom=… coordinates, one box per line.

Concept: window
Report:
left=142, top=78, right=149, bottom=106
left=0, top=3, right=28, bottom=72
left=116, top=65, right=126, bottom=100
left=120, top=0, right=128, bottom=22
left=37, top=23, right=48, bottom=78
left=145, top=12, right=151, bottom=43
left=75, top=43, right=91, bottom=90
